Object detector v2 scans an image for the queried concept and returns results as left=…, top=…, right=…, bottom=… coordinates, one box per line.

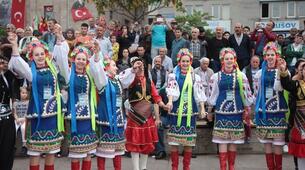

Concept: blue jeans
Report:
left=155, top=115, right=169, bottom=153
left=151, top=47, right=160, bottom=60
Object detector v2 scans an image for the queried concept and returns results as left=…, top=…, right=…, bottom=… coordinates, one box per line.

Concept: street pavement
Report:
left=13, top=154, right=294, bottom=170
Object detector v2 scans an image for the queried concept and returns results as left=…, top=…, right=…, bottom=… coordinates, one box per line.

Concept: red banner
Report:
left=11, top=0, right=26, bottom=28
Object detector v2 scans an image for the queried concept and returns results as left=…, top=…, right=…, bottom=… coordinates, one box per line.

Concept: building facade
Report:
left=151, top=0, right=305, bottom=34
left=24, top=0, right=131, bottom=30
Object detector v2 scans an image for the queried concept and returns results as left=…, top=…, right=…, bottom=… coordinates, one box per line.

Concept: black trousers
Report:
left=0, top=115, right=16, bottom=170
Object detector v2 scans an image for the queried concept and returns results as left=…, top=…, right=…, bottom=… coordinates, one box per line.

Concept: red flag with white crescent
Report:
left=71, top=0, right=93, bottom=22
left=11, top=0, right=26, bottom=28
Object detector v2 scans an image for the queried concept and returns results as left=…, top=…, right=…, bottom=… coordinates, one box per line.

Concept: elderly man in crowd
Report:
left=194, top=57, right=214, bottom=97
left=151, top=55, right=170, bottom=159
left=190, top=27, right=207, bottom=68
left=242, top=55, right=260, bottom=93
left=229, top=22, right=253, bottom=70
left=207, top=26, right=229, bottom=72
left=152, top=47, right=173, bottom=73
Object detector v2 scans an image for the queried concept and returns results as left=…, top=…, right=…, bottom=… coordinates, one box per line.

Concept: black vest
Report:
left=151, top=67, right=166, bottom=89
left=128, top=76, right=152, bottom=103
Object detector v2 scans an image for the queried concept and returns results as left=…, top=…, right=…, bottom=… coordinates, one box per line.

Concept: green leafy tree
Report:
left=93, top=0, right=183, bottom=22
left=175, top=11, right=214, bottom=38
left=0, top=26, right=6, bottom=39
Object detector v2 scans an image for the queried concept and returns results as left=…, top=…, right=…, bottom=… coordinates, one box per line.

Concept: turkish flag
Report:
left=11, top=0, right=26, bottom=28
left=71, top=6, right=93, bottom=22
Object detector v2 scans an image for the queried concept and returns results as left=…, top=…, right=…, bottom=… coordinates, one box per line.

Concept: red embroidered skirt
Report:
left=125, top=115, right=158, bottom=154
left=289, top=126, right=305, bottom=158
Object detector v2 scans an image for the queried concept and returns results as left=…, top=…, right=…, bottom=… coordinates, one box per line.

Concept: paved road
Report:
left=13, top=154, right=294, bottom=170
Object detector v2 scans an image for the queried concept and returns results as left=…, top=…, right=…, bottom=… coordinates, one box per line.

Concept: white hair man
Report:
left=152, top=47, right=173, bottom=72
left=194, top=57, right=214, bottom=96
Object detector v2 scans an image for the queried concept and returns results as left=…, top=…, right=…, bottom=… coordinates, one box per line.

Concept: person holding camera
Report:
left=251, top=21, right=277, bottom=58
left=151, top=14, right=172, bottom=60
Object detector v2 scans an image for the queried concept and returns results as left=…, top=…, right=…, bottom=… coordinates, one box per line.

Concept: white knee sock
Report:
left=139, top=154, right=148, bottom=170
left=298, top=158, right=305, bottom=170
left=21, top=122, right=26, bottom=144
left=131, top=152, right=140, bottom=170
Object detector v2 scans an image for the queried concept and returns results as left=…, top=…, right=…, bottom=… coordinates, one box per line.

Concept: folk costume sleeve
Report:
left=8, top=55, right=32, bottom=81
left=253, top=70, right=262, bottom=103
left=241, top=72, right=254, bottom=106
left=193, top=74, right=207, bottom=103
left=119, top=68, right=136, bottom=89
left=52, top=40, right=70, bottom=83
left=151, top=81, right=162, bottom=104
left=166, top=73, right=180, bottom=102
left=207, top=73, right=220, bottom=106
left=274, top=69, right=284, bottom=91
left=89, top=56, right=107, bottom=91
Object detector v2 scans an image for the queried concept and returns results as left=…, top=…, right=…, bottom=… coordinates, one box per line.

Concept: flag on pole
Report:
left=11, top=0, right=26, bottom=28
left=71, top=0, right=93, bottom=22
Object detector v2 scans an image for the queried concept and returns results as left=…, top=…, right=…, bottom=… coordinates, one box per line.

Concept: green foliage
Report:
left=93, top=0, right=183, bottom=22
left=0, top=26, right=6, bottom=38
left=175, top=11, right=214, bottom=38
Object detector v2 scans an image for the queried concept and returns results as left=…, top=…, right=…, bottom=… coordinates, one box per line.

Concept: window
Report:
left=222, top=5, right=230, bottom=20
left=287, top=2, right=296, bottom=17
left=298, top=1, right=305, bottom=17
left=212, top=5, right=221, bottom=19
left=185, top=5, right=193, bottom=15
left=271, top=3, right=280, bottom=18
left=44, top=6, right=54, bottom=20
left=262, top=3, right=269, bottom=18
left=194, top=5, right=203, bottom=13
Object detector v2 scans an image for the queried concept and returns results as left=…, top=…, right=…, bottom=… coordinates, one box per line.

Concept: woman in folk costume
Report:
left=93, top=56, right=126, bottom=170
left=165, top=48, right=206, bottom=170
left=119, top=56, right=167, bottom=170
left=55, top=41, right=102, bottom=170
left=254, top=42, right=288, bottom=170
left=207, top=48, right=253, bottom=170
left=7, top=25, right=66, bottom=170
left=278, top=58, right=305, bottom=169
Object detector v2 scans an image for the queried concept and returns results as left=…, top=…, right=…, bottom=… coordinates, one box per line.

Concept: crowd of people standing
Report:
left=0, top=13, right=305, bottom=170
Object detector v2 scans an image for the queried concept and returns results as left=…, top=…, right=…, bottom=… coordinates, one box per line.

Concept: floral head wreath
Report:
left=28, top=40, right=50, bottom=60
left=219, top=48, right=239, bottom=70
left=70, top=46, right=92, bottom=62
left=263, top=42, right=281, bottom=58
left=219, top=48, right=237, bottom=61
left=176, top=48, right=193, bottom=64
left=129, top=56, right=143, bottom=66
